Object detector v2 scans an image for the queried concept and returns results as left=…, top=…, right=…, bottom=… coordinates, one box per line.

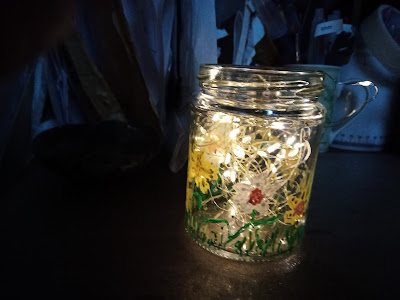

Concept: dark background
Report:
left=1, top=0, right=400, bottom=299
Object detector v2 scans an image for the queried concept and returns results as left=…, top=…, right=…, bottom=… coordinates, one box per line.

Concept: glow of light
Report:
left=223, top=170, right=237, bottom=182
left=209, top=68, right=219, bottom=80
left=216, top=151, right=225, bottom=164
left=287, top=136, right=296, bottom=145
left=199, top=126, right=207, bottom=134
left=277, top=149, right=287, bottom=158
left=288, top=142, right=304, bottom=157
left=219, top=115, right=233, bottom=123
left=358, top=80, right=373, bottom=87
left=230, top=207, right=236, bottom=217
left=233, top=165, right=239, bottom=171
left=288, top=147, right=299, bottom=157
left=230, top=171, right=237, bottom=182
left=280, top=239, right=286, bottom=245
left=233, top=145, right=245, bottom=158
left=271, top=164, right=277, bottom=173
left=195, top=136, right=205, bottom=141
left=271, top=121, right=285, bottom=130
left=242, top=243, right=247, bottom=250
left=209, top=133, right=219, bottom=142
left=233, top=117, right=241, bottom=122
left=229, top=128, right=240, bottom=140
left=242, top=136, right=251, bottom=143
left=224, top=153, right=231, bottom=164
left=257, top=150, right=267, bottom=157
left=267, top=143, right=280, bottom=153
left=212, top=113, right=221, bottom=122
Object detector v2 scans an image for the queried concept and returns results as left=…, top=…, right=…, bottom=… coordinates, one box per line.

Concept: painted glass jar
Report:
left=185, top=65, right=326, bottom=262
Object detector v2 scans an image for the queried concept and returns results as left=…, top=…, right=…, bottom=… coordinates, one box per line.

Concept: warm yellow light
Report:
left=230, top=171, right=237, bottom=182
left=209, top=68, right=219, bottom=80
left=229, top=128, right=240, bottom=140
left=267, top=143, right=280, bottom=153
left=257, top=150, right=267, bottom=157
left=219, top=115, right=233, bottom=123
left=223, top=170, right=237, bottom=182
left=242, top=136, right=251, bottom=143
left=288, top=142, right=304, bottom=157
left=271, top=121, right=285, bottom=129
left=230, top=207, right=236, bottom=217
left=287, top=136, right=296, bottom=145
left=233, top=145, right=245, bottom=158
left=288, top=147, right=299, bottom=157
left=195, top=136, right=205, bottom=141
left=277, top=149, right=287, bottom=158
left=212, top=113, right=221, bottom=122
left=225, top=153, right=231, bottom=164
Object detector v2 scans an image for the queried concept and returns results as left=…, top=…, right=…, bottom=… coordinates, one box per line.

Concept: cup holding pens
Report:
left=285, top=64, right=378, bottom=152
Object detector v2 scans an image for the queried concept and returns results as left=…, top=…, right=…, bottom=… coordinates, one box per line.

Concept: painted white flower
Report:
left=231, top=173, right=282, bottom=216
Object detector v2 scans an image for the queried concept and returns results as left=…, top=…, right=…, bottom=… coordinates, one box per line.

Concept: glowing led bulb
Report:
left=288, top=142, right=305, bottom=157
left=229, top=128, right=240, bottom=140
left=270, top=121, right=285, bottom=130
left=242, top=136, right=251, bottom=143
left=288, top=147, right=299, bottom=157
left=230, top=207, right=236, bottom=217
left=287, top=136, right=296, bottom=145
left=277, top=149, right=287, bottom=158
left=212, top=113, right=221, bottom=122
left=219, top=115, right=233, bottom=123
left=223, top=170, right=237, bottom=182
left=230, top=171, right=237, bottom=182
left=233, top=145, right=245, bottom=158
left=257, top=150, right=267, bottom=157
left=195, top=136, right=205, bottom=141
left=267, top=143, right=280, bottom=153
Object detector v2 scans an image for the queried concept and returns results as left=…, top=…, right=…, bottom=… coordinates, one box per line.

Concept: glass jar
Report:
left=185, top=65, right=326, bottom=262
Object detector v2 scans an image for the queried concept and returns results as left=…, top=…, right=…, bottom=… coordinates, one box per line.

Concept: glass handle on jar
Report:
left=329, top=80, right=378, bottom=139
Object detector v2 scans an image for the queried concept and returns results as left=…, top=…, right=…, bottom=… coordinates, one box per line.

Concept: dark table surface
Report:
left=1, top=150, right=399, bottom=299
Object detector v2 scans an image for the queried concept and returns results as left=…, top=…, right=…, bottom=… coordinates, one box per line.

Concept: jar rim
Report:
left=195, top=64, right=326, bottom=120
left=198, top=64, right=325, bottom=79
left=197, top=64, right=326, bottom=103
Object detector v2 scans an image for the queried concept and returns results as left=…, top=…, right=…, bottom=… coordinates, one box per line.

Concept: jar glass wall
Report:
left=185, top=65, right=326, bottom=262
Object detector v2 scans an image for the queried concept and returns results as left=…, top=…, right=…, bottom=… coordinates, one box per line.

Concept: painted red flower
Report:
left=294, top=201, right=306, bottom=216
left=248, top=188, right=263, bottom=205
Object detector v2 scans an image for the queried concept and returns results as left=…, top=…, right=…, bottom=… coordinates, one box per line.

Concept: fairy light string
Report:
left=190, top=109, right=313, bottom=229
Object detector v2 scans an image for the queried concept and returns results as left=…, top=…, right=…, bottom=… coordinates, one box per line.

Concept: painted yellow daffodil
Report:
left=285, top=195, right=307, bottom=225
left=186, top=185, right=193, bottom=212
left=188, top=149, right=219, bottom=194
left=284, top=210, right=298, bottom=225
